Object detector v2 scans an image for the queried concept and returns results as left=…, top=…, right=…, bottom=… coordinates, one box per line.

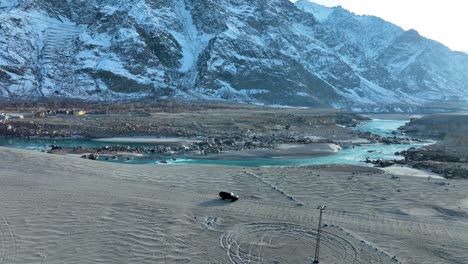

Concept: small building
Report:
left=75, top=110, right=86, bottom=116
left=35, top=112, right=46, bottom=118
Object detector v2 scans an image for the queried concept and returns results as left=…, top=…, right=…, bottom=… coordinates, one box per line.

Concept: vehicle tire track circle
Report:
left=220, top=222, right=396, bottom=264
left=0, top=216, right=17, bottom=264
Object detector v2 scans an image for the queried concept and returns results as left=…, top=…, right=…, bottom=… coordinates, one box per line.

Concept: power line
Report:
left=313, top=204, right=326, bottom=264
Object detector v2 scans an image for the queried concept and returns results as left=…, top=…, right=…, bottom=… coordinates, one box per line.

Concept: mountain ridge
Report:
left=0, top=0, right=467, bottom=111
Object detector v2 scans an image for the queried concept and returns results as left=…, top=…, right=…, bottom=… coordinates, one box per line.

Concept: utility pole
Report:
left=313, top=205, right=326, bottom=264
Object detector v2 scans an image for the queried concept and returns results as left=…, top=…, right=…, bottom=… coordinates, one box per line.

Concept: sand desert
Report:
left=1, top=147, right=467, bottom=263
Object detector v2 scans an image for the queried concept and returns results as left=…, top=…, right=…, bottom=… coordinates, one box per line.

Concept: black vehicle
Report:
left=219, top=191, right=239, bottom=202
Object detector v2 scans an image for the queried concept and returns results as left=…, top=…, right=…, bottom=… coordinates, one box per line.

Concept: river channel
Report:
left=0, top=118, right=432, bottom=167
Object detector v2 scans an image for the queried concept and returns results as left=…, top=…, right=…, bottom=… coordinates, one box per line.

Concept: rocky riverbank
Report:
left=363, top=147, right=468, bottom=179
left=46, top=134, right=336, bottom=162
left=352, top=130, right=424, bottom=145
left=0, top=102, right=366, bottom=139
left=399, top=113, right=468, bottom=159
left=5, top=102, right=459, bottom=178
left=396, top=147, right=468, bottom=179
left=40, top=125, right=422, bottom=162
left=1, top=102, right=434, bottom=167
left=0, top=103, right=366, bottom=159
left=386, top=113, right=468, bottom=179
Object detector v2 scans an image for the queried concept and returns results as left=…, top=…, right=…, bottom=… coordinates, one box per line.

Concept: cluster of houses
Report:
left=1, top=109, right=87, bottom=120
left=0, top=112, right=24, bottom=121
left=34, top=109, right=87, bottom=118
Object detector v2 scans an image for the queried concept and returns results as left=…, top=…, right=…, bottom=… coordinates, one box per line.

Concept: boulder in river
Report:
left=88, top=153, right=100, bottom=160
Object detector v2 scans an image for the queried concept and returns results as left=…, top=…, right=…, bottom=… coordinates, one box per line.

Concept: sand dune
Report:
left=0, top=147, right=467, bottom=263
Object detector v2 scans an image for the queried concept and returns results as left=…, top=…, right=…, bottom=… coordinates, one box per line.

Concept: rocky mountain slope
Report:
left=0, top=0, right=467, bottom=110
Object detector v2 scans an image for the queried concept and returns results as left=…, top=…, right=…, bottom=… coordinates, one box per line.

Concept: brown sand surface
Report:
left=1, top=147, right=467, bottom=263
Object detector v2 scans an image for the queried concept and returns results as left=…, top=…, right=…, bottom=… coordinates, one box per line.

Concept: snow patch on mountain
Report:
left=0, top=0, right=17, bottom=9
left=0, top=0, right=467, bottom=110
left=295, top=0, right=333, bottom=22
left=172, top=0, right=213, bottom=73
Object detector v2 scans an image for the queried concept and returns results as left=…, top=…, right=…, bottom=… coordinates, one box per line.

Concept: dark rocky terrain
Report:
left=0, top=100, right=365, bottom=139
left=397, top=114, right=468, bottom=178
left=1, top=101, right=466, bottom=178
left=0, top=101, right=364, bottom=157
left=400, top=113, right=468, bottom=159
left=0, top=100, right=420, bottom=161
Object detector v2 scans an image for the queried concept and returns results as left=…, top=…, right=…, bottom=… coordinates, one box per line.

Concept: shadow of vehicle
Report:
left=198, top=199, right=234, bottom=207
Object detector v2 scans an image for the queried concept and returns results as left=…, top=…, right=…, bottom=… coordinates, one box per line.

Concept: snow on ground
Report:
left=79, top=31, right=112, bottom=49
left=0, top=0, right=18, bottom=9
left=95, top=54, right=152, bottom=85
left=295, top=0, right=334, bottom=22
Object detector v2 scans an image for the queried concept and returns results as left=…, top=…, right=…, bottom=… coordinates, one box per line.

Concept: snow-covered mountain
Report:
left=0, top=0, right=467, bottom=110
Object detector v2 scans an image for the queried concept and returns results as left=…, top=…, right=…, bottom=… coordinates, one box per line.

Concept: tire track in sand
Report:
left=220, top=222, right=395, bottom=264
left=0, top=216, right=17, bottom=264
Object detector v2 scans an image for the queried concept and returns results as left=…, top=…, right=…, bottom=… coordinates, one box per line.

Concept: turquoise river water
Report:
left=0, top=119, right=431, bottom=167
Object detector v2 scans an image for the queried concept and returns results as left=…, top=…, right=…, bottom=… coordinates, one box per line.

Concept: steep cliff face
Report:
left=0, top=0, right=467, bottom=110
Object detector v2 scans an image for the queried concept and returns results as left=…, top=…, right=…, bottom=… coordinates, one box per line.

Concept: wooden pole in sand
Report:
left=313, top=205, right=326, bottom=264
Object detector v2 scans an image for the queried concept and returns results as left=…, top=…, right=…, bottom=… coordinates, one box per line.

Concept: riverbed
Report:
left=169, top=119, right=430, bottom=166
left=0, top=118, right=432, bottom=167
